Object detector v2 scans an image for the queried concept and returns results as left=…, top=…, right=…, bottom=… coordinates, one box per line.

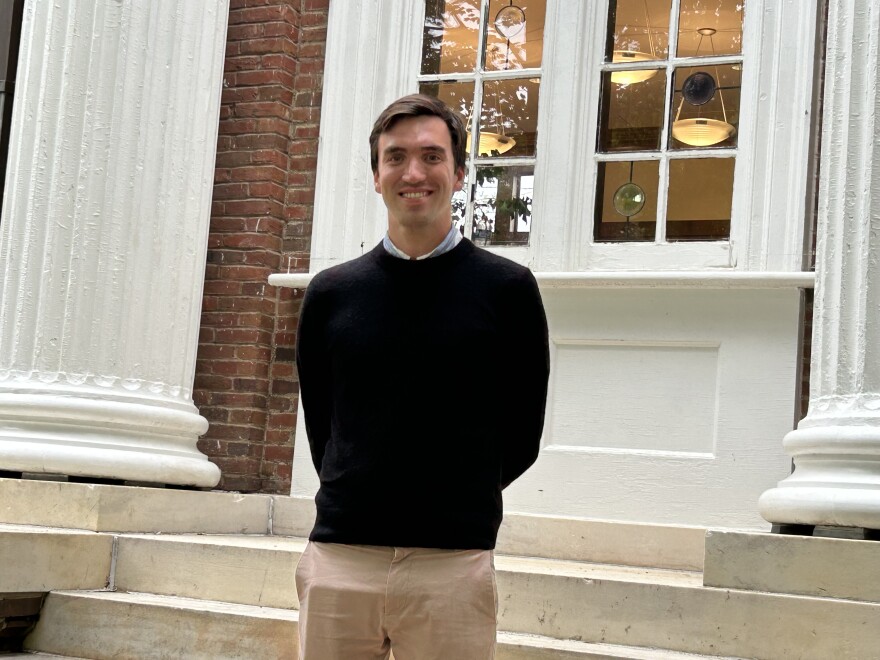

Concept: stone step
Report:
left=111, top=532, right=698, bottom=609
left=1, top=478, right=706, bottom=571
left=23, top=590, right=735, bottom=660
left=498, top=555, right=880, bottom=659
left=24, top=591, right=299, bottom=660
left=10, top=524, right=880, bottom=658
left=704, top=529, right=880, bottom=603
left=114, top=533, right=306, bottom=609
left=0, top=525, right=111, bottom=592
left=495, top=632, right=743, bottom=660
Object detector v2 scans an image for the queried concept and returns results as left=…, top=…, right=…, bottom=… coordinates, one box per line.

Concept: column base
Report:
left=0, top=392, right=220, bottom=488
left=759, top=424, right=880, bottom=528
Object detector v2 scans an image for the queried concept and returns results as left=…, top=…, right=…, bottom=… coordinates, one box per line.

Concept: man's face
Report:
left=373, top=115, right=465, bottom=235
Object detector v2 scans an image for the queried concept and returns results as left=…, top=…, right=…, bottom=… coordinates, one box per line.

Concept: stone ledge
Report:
left=704, top=530, right=880, bottom=603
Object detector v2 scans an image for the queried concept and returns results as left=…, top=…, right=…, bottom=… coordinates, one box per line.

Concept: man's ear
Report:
left=373, top=169, right=381, bottom=194
left=454, top=166, right=465, bottom=192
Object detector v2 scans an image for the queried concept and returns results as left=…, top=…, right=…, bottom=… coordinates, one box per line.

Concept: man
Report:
left=294, top=94, right=550, bottom=660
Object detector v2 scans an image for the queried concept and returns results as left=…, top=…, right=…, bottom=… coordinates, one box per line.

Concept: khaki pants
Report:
left=295, top=541, right=497, bottom=660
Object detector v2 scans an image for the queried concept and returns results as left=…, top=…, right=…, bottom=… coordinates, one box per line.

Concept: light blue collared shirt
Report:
left=383, top=223, right=463, bottom=260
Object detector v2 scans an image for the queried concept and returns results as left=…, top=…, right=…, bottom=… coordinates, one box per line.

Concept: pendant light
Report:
left=611, top=0, right=659, bottom=85
left=671, top=28, right=736, bottom=147
left=466, top=1, right=523, bottom=157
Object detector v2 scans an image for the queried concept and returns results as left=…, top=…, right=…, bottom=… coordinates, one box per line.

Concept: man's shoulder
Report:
left=308, top=246, right=382, bottom=293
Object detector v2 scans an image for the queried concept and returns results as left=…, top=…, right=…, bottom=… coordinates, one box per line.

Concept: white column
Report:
left=759, top=0, right=880, bottom=528
left=0, top=0, right=228, bottom=486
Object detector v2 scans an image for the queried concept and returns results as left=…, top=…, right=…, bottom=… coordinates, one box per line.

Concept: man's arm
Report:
left=295, top=282, right=332, bottom=474
left=500, top=269, right=550, bottom=489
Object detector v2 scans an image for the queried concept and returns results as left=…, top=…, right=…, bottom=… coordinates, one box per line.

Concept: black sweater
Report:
left=295, top=239, right=550, bottom=549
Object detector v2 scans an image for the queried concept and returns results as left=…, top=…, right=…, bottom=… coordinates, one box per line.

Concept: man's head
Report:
left=369, top=94, right=467, bottom=175
left=370, top=95, right=467, bottom=251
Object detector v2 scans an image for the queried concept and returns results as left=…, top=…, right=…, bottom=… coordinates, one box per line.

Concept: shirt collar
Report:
left=383, top=223, right=463, bottom=260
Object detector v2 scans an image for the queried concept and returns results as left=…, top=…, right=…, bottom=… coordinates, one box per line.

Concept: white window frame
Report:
left=309, top=0, right=818, bottom=274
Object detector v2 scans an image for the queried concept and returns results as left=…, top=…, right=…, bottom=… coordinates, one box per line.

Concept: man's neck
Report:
left=387, top=222, right=452, bottom=259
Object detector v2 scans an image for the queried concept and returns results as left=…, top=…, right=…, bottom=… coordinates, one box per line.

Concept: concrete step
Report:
left=24, top=590, right=299, bottom=660
left=0, top=525, right=112, bottom=592
left=704, top=529, right=880, bottom=603
left=496, top=632, right=743, bottom=659
left=0, top=478, right=706, bottom=571
left=113, top=533, right=305, bottom=609
left=111, top=532, right=699, bottom=610
left=23, top=590, right=736, bottom=660
left=498, top=555, right=880, bottom=659
left=10, top=524, right=880, bottom=659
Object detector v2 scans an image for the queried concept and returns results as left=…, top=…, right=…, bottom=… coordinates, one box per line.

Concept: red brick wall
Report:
left=195, top=0, right=328, bottom=493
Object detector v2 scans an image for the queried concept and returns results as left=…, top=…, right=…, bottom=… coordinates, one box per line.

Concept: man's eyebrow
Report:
left=382, top=145, right=447, bottom=155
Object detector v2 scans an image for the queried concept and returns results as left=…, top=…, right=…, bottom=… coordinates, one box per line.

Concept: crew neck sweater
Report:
left=295, top=238, right=550, bottom=550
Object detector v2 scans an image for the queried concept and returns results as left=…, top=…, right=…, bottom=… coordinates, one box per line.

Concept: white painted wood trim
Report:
left=270, top=270, right=814, bottom=290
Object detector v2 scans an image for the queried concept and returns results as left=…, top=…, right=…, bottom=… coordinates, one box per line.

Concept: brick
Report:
left=223, top=200, right=285, bottom=219
left=215, top=331, right=273, bottom=348
left=229, top=6, right=287, bottom=25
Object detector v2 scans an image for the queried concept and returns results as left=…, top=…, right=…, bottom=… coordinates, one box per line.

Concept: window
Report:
left=418, top=1, right=546, bottom=247
left=312, top=0, right=818, bottom=272
left=595, top=0, right=743, bottom=244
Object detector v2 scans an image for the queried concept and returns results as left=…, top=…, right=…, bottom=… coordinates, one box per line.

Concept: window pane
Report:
left=593, top=160, right=660, bottom=242
left=605, top=0, right=671, bottom=64
left=597, top=70, right=666, bottom=153
left=485, top=0, right=546, bottom=71
left=677, top=0, right=744, bottom=58
left=421, top=0, right=481, bottom=75
left=670, top=64, right=740, bottom=149
left=419, top=80, right=475, bottom=132
left=474, top=165, right=533, bottom=246
left=478, top=78, right=539, bottom=158
left=666, top=157, right=733, bottom=241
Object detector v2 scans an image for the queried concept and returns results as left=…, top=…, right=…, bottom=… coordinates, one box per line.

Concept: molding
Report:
left=271, top=270, right=815, bottom=290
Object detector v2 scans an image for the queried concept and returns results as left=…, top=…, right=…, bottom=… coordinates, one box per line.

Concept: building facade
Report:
left=2, top=0, right=879, bottom=533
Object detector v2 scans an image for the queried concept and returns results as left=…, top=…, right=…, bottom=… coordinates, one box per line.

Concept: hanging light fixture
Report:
left=466, top=131, right=516, bottom=157
left=671, top=28, right=736, bottom=147
left=611, top=0, right=659, bottom=85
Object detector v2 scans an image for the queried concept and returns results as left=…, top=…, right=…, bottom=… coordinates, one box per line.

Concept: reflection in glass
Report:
left=594, top=160, right=659, bottom=242
left=478, top=78, right=540, bottom=158
left=605, top=0, right=671, bottom=64
left=421, top=0, right=481, bottom=75
left=670, top=64, right=740, bottom=149
left=485, top=0, right=546, bottom=71
left=474, top=165, right=534, bottom=246
left=597, top=71, right=666, bottom=152
left=677, top=0, right=744, bottom=57
left=666, top=157, right=733, bottom=241
left=419, top=81, right=475, bottom=138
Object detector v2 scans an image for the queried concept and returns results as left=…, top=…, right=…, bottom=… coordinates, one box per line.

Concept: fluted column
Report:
left=0, top=0, right=229, bottom=486
left=759, top=0, right=880, bottom=528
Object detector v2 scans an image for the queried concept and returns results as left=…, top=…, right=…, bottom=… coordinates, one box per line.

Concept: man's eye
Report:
left=425, top=154, right=441, bottom=162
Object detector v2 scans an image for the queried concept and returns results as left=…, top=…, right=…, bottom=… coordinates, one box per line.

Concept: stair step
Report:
left=498, top=564, right=880, bottom=659
left=112, top=532, right=697, bottom=609
left=496, top=632, right=743, bottom=659
left=0, top=524, right=111, bottom=592
left=114, top=533, right=306, bottom=609
left=24, top=590, right=299, bottom=660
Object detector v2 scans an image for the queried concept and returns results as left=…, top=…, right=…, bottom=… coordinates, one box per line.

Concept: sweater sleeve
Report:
left=499, top=268, right=550, bottom=489
left=295, top=280, right=332, bottom=474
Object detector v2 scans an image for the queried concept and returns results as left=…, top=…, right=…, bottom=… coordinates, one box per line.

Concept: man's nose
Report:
left=402, top=159, right=426, bottom=182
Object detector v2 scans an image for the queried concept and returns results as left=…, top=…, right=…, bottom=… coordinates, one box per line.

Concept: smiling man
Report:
left=294, top=94, right=550, bottom=660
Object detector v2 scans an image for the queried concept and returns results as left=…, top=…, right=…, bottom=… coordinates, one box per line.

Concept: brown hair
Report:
left=369, top=94, right=467, bottom=174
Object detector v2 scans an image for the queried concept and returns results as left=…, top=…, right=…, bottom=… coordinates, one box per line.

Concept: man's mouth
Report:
left=400, top=191, right=431, bottom=199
